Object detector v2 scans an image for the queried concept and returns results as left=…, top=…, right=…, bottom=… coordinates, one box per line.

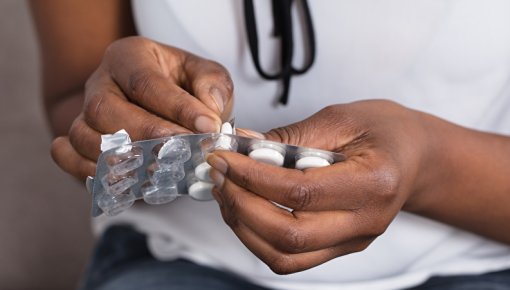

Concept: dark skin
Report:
left=31, top=0, right=510, bottom=275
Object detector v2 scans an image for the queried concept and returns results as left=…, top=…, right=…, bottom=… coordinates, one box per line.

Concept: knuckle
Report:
left=265, top=125, right=302, bottom=145
left=357, top=212, right=390, bottom=239
left=50, top=137, right=65, bottom=165
left=83, top=93, right=109, bottom=126
left=221, top=195, right=240, bottom=229
left=68, top=121, right=85, bottom=148
left=362, top=214, right=391, bottom=241
left=238, top=163, right=260, bottom=189
left=267, top=255, right=298, bottom=275
left=139, top=119, right=165, bottom=140
left=319, top=105, right=339, bottom=118
left=209, top=61, right=234, bottom=92
left=105, top=36, right=149, bottom=56
left=351, top=238, right=374, bottom=253
left=368, top=225, right=387, bottom=238
left=170, top=91, right=196, bottom=124
left=280, top=226, right=307, bottom=254
left=286, top=181, right=315, bottom=210
left=128, top=70, right=155, bottom=101
left=360, top=216, right=388, bottom=239
left=370, top=164, right=401, bottom=202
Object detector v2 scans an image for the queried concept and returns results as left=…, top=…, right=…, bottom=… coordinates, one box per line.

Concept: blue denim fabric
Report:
left=79, top=226, right=510, bottom=290
left=78, top=225, right=270, bottom=290
left=405, top=269, right=510, bottom=290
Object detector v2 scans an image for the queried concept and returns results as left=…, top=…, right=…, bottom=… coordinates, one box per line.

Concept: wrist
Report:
left=401, top=111, right=461, bottom=213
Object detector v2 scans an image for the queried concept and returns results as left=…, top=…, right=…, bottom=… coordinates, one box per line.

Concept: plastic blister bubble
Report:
left=97, top=188, right=136, bottom=216
left=88, top=123, right=346, bottom=217
left=105, top=145, right=143, bottom=176
left=101, top=171, right=138, bottom=196
left=248, top=141, right=286, bottom=167
left=153, top=138, right=191, bottom=166
left=147, top=161, right=185, bottom=187
left=141, top=181, right=179, bottom=205
left=295, top=150, right=334, bottom=170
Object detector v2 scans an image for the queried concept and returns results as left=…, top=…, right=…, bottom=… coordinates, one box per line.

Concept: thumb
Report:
left=261, top=107, right=351, bottom=151
left=237, top=121, right=326, bottom=149
left=263, top=121, right=327, bottom=149
left=235, top=128, right=266, bottom=140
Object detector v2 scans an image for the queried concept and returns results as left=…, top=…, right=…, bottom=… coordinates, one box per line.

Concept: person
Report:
left=29, top=1, right=510, bottom=289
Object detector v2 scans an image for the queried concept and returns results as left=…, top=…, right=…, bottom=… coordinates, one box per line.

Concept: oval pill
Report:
left=188, top=181, right=215, bottom=201
left=248, top=148, right=285, bottom=167
left=195, top=162, right=212, bottom=182
left=295, top=156, right=331, bottom=170
left=220, top=122, right=233, bottom=134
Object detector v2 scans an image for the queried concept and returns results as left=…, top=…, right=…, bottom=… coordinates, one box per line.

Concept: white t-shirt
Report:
left=93, top=1, right=510, bottom=289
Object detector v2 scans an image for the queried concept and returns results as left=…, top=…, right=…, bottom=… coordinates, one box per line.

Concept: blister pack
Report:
left=86, top=123, right=346, bottom=217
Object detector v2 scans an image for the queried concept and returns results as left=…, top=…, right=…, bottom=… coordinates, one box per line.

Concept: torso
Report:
left=93, top=1, right=510, bottom=289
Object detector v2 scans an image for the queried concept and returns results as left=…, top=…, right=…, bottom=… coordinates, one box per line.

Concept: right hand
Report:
left=51, top=36, right=234, bottom=180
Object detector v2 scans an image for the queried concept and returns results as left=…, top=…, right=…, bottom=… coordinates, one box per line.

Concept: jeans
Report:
left=79, top=226, right=510, bottom=290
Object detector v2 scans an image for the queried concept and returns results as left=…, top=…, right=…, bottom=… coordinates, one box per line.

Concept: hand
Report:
left=51, top=36, right=234, bottom=180
left=207, top=100, right=439, bottom=274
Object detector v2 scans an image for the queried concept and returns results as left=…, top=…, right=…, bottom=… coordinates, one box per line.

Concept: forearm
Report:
left=29, top=0, right=135, bottom=136
left=405, top=112, right=510, bottom=244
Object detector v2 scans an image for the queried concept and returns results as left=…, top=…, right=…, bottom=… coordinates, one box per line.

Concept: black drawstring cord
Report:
left=243, top=0, right=316, bottom=105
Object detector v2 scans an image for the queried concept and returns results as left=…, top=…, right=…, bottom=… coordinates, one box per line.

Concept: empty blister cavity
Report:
left=101, top=171, right=138, bottom=196
left=200, top=134, right=239, bottom=154
left=295, top=150, right=334, bottom=170
left=153, top=138, right=191, bottom=166
left=147, top=162, right=185, bottom=188
left=248, top=141, right=286, bottom=167
left=105, top=145, right=143, bottom=176
left=97, top=189, right=136, bottom=216
left=141, top=181, right=179, bottom=205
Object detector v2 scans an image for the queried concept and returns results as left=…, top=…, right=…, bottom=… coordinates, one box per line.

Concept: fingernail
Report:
left=195, top=115, right=220, bottom=133
left=209, top=87, right=224, bottom=113
left=209, top=168, right=225, bottom=188
left=206, top=153, right=228, bottom=174
left=236, top=128, right=266, bottom=140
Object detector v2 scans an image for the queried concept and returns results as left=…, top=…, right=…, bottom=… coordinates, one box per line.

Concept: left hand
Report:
left=206, top=100, right=440, bottom=274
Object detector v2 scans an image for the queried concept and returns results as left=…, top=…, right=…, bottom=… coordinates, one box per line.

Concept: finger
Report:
left=51, top=136, right=96, bottom=180
left=183, top=56, right=234, bottom=119
left=210, top=168, right=370, bottom=254
left=68, top=115, right=102, bottom=161
left=224, top=217, right=338, bottom=274
left=104, top=38, right=222, bottom=132
left=207, top=151, right=389, bottom=211
left=84, top=74, right=192, bottom=140
left=235, top=128, right=266, bottom=140
left=261, top=106, right=373, bottom=153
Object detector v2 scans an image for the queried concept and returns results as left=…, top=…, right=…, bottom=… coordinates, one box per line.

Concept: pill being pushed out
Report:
left=215, top=122, right=235, bottom=150
left=194, top=162, right=212, bottom=182
left=221, top=122, right=233, bottom=134
left=295, top=151, right=333, bottom=170
left=248, top=142, right=286, bottom=167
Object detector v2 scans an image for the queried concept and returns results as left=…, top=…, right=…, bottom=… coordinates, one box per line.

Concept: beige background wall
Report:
left=0, top=1, right=93, bottom=289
